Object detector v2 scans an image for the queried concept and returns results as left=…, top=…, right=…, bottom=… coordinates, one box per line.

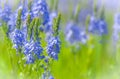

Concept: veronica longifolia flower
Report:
left=45, top=12, right=57, bottom=32
left=47, top=36, right=60, bottom=60
left=30, top=0, right=49, bottom=25
left=65, top=22, right=87, bottom=44
left=23, top=39, right=43, bottom=63
left=10, top=29, right=25, bottom=50
left=112, top=13, right=120, bottom=41
left=41, top=71, right=54, bottom=79
left=1, top=4, right=12, bottom=23
left=7, top=13, right=17, bottom=33
left=88, top=16, right=108, bottom=35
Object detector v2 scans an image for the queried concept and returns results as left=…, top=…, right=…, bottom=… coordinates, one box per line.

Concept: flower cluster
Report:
left=0, top=1, right=61, bottom=78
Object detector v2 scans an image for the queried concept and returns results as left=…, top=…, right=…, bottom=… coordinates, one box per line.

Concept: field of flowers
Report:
left=0, top=0, right=120, bottom=79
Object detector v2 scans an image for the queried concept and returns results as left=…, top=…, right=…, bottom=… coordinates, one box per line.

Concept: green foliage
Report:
left=53, top=13, right=61, bottom=36
left=16, top=9, right=22, bottom=29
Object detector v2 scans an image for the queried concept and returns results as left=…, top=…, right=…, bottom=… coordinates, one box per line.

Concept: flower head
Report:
left=26, top=54, right=35, bottom=64
left=41, top=71, right=54, bottom=79
left=1, top=4, right=12, bottom=23
left=21, top=0, right=29, bottom=21
left=23, top=39, right=43, bottom=63
left=47, top=37, right=60, bottom=60
left=33, top=41, right=44, bottom=59
left=88, top=16, right=108, bottom=35
left=65, top=22, right=87, bottom=44
left=45, top=12, right=58, bottom=32
left=7, top=13, right=16, bottom=33
left=30, top=0, right=49, bottom=25
left=10, top=29, right=25, bottom=51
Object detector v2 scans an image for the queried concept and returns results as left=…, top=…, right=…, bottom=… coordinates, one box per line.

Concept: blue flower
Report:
left=17, top=0, right=28, bottom=21
left=114, top=13, right=120, bottom=25
left=47, top=36, right=60, bottom=60
left=48, top=75, right=54, bottom=79
left=26, top=54, right=35, bottom=64
left=41, top=71, right=54, bottom=79
left=98, top=19, right=108, bottom=34
left=21, top=0, right=28, bottom=21
left=30, top=0, right=49, bottom=25
left=7, top=13, right=17, bottom=33
left=112, top=13, right=120, bottom=41
left=1, top=4, right=12, bottom=23
left=88, top=16, right=108, bottom=35
left=23, top=40, right=34, bottom=55
left=45, top=12, right=57, bottom=32
left=0, top=6, right=2, bottom=18
left=65, top=22, right=87, bottom=44
left=10, top=29, right=25, bottom=50
left=23, top=39, right=44, bottom=63
left=33, top=41, right=44, bottom=59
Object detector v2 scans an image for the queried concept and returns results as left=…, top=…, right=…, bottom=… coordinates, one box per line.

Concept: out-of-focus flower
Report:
left=112, top=13, right=120, bottom=41
left=41, top=71, right=54, bottom=79
left=48, top=75, right=54, bottom=79
left=45, top=12, right=57, bottom=32
left=1, top=4, right=12, bottom=23
left=65, top=22, right=88, bottom=44
left=30, top=0, right=49, bottom=25
left=114, top=13, right=120, bottom=25
left=0, top=6, right=2, bottom=18
left=88, top=16, right=108, bottom=35
left=7, top=13, right=16, bottom=33
left=21, top=0, right=29, bottom=21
